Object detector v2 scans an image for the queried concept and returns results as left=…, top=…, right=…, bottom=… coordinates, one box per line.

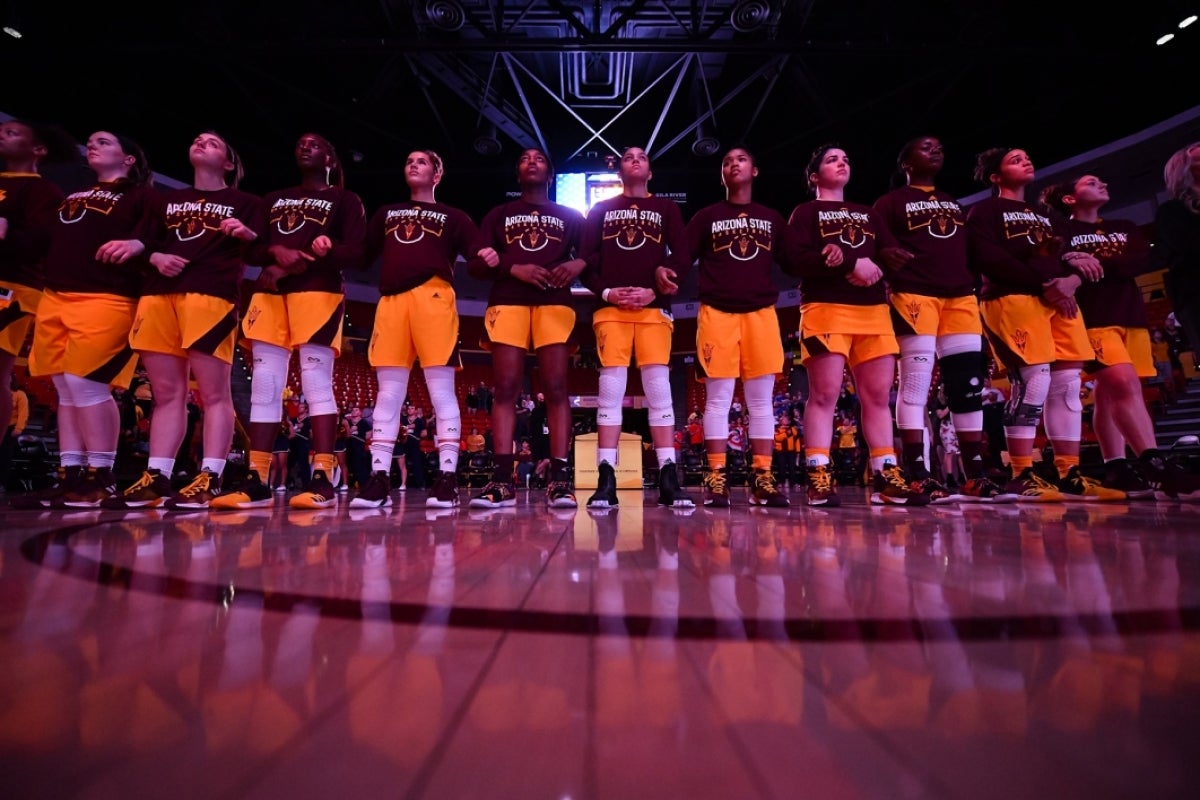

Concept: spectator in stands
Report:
left=1150, top=328, right=1175, bottom=399
left=402, top=405, right=427, bottom=490
left=175, top=390, right=202, bottom=478
left=465, top=426, right=486, bottom=453
left=345, top=406, right=370, bottom=490
left=270, top=408, right=290, bottom=492
left=773, top=413, right=801, bottom=489
left=286, top=401, right=312, bottom=490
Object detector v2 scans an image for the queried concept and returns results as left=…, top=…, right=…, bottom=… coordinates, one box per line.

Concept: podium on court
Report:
left=573, top=432, right=644, bottom=489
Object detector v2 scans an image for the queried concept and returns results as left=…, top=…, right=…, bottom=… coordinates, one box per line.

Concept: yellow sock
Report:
left=1011, top=455, right=1033, bottom=473
left=249, top=450, right=271, bottom=483
left=313, top=453, right=337, bottom=475
left=707, top=453, right=726, bottom=470
left=752, top=454, right=773, bottom=471
left=1053, top=455, right=1080, bottom=479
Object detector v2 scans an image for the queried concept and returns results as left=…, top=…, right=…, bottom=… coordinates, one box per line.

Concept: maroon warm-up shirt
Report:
left=364, top=200, right=478, bottom=296
left=686, top=199, right=796, bottom=313
left=139, top=185, right=268, bottom=303
left=0, top=172, right=65, bottom=290
left=578, top=193, right=689, bottom=311
left=466, top=198, right=584, bottom=307
left=786, top=198, right=895, bottom=306
left=965, top=195, right=1067, bottom=301
left=872, top=185, right=975, bottom=298
left=1061, top=216, right=1154, bottom=328
left=260, top=185, right=367, bottom=295
left=43, top=181, right=161, bottom=297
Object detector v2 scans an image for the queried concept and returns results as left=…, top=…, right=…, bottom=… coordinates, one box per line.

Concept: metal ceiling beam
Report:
left=414, top=53, right=542, bottom=149
left=110, top=37, right=939, bottom=56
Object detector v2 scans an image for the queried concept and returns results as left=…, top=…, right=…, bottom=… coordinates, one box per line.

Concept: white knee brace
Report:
left=743, top=374, right=775, bottom=441
left=641, top=364, right=674, bottom=427
left=897, top=335, right=936, bottom=430
left=703, top=377, right=734, bottom=442
left=597, top=366, right=627, bottom=427
left=424, top=366, right=461, bottom=442
left=250, top=342, right=291, bottom=423
left=1043, top=369, right=1082, bottom=442
left=372, top=366, right=410, bottom=442
left=298, top=344, right=337, bottom=417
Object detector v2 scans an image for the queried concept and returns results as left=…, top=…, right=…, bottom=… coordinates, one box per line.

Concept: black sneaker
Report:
left=164, top=469, right=223, bottom=510
left=587, top=462, right=619, bottom=508
left=1142, top=454, right=1200, bottom=502
left=953, top=476, right=1014, bottom=503
left=290, top=469, right=338, bottom=510
left=101, top=469, right=174, bottom=509
left=1004, top=467, right=1066, bottom=503
left=546, top=481, right=578, bottom=508
left=703, top=467, right=730, bottom=508
left=657, top=461, right=694, bottom=507
left=909, top=475, right=953, bottom=505
left=210, top=472, right=274, bottom=510
left=870, top=464, right=932, bottom=506
left=8, top=465, right=85, bottom=509
left=350, top=470, right=392, bottom=508
left=59, top=467, right=117, bottom=508
left=1056, top=466, right=1126, bottom=502
left=470, top=481, right=517, bottom=508
left=427, top=470, right=460, bottom=508
left=1102, top=458, right=1154, bottom=500
left=749, top=468, right=789, bottom=508
left=806, top=464, right=840, bottom=507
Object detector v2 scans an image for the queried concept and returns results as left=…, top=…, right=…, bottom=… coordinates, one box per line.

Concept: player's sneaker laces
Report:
left=749, top=469, right=789, bottom=508
left=164, top=469, right=222, bottom=510
left=702, top=467, right=730, bottom=508
left=871, top=464, right=931, bottom=506
left=546, top=481, right=578, bottom=508
left=806, top=464, right=840, bottom=507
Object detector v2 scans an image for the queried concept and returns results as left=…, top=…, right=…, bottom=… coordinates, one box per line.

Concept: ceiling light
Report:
left=1180, top=15, right=1197, bottom=28
left=424, top=0, right=465, bottom=32
left=730, top=0, right=773, bottom=34
left=2, top=26, right=20, bottom=38
left=1156, top=32, right=1175, bottom=44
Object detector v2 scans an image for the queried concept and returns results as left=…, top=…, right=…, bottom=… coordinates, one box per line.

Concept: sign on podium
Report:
left=573, top=432, right=645, bottom=489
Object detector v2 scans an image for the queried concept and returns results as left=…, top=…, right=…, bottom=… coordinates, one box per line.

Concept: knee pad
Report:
left=1043, top=369, right=1082, bottom=441
left=640, top=364, right=674, bottom=427
left=298, top=344, right=337, bottom=417
left=249, top=342, right=291, bottom=423
left=939, top=350, right=984, bottom=415
left=896, top=337, right=936, bottom=429
left=704, top=377, right=735, bottom=421
left=62, top=374, right=114, bottom=408
left=1003, top=364, right=1051, bottom=428
left=743, top=375, right=775, bottom=441
left=597, top=366, right=627, bottom=426
left=424, top=366, right=461, bottom=438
